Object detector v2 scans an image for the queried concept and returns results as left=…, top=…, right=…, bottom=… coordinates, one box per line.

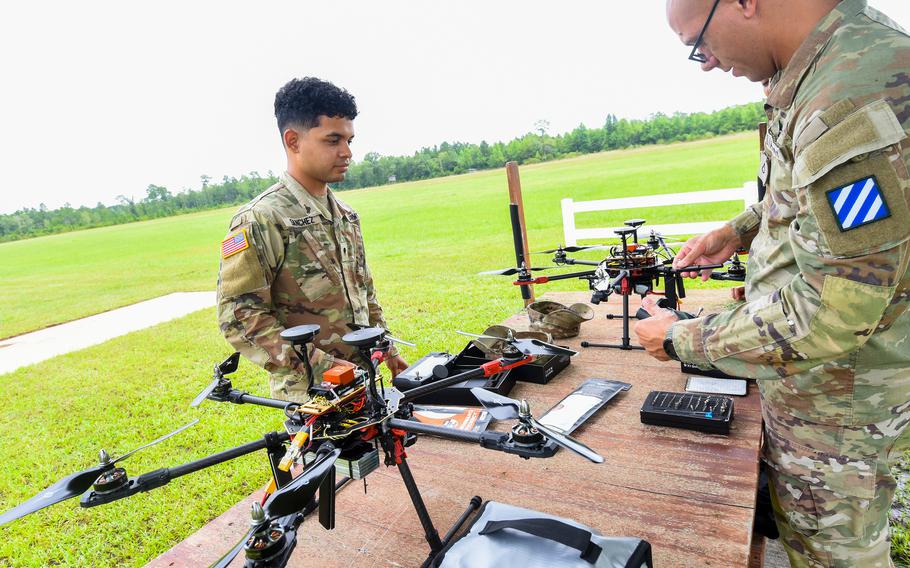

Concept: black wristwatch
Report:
left=663, top=327, right=680, bottom=361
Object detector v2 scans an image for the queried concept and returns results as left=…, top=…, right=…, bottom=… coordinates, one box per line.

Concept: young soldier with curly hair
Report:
left=217, top=78, right=407, bottom=402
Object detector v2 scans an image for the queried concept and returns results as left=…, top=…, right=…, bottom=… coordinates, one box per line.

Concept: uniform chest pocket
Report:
left=337, top=217, right=365, bottom=271
left=287, top=228, right=341, bottom=301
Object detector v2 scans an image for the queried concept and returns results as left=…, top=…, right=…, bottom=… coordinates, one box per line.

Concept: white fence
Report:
left=560, top=182, right=758, bottom=246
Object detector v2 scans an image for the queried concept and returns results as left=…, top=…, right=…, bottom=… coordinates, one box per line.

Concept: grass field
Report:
left=0, top=133, right=752, bottom=340
left=0, top=132, right=821, bottom=566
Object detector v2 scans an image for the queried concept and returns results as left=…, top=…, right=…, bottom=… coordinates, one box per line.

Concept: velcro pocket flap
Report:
left=792, top=99, right=905, bottom=188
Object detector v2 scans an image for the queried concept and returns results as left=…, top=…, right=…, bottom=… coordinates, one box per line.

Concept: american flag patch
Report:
left=826, top=176, right=890, bottom=231
left=221, top=229, right=250, bottom=258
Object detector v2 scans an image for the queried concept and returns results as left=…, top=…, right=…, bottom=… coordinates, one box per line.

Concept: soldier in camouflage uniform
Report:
left=635, top=1, right=910, bottom=566
left=217, top=78, right=407, bottom=403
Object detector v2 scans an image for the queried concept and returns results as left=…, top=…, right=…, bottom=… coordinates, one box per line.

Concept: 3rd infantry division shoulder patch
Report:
left=826, top=176, right=891, bottom=232
left=221, top=229, right=250, bottom=258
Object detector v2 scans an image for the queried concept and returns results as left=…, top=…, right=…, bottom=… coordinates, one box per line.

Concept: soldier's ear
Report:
left=283, top=128, right=299, bottom=152
left=740, top=0, right=757, bottom=18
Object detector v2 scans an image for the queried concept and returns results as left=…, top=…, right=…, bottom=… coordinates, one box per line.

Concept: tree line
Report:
left=0, top=101, right=764, bottom=243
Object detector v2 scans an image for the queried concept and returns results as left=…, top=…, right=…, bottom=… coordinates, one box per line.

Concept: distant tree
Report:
left=0, top=101, right=765, bottom=243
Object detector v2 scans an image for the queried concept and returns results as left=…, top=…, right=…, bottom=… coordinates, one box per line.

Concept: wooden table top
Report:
left=148, top=289, right=763, bottom=568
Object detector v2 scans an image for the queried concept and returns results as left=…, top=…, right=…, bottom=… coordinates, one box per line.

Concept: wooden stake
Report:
left=505, top=161, right=534, bottom=305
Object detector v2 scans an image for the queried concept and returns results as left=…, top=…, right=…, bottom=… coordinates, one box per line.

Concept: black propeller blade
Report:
left=191, top=379, right=221, bottom=408
left=192, top=353, right=240, bottom=407
left=532, top=245, right=611, bottom=254
left=0, top=419, right=198, bottom=527
left=210, top=513, right=265, bottom=568
left=468, top=388, right=520, bottom=421
left=470, top=388, right=604, bottom=464
left=209, top=447, right=341, bottom=567
left=0, top=465, right=107, bottom=526
left=478, top=267, right=558, bottom=276
left=455, top=331, right=577, bottom=358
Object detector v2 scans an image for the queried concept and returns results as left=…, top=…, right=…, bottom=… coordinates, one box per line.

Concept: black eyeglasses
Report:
left=688, top=0, right=722, bottom=63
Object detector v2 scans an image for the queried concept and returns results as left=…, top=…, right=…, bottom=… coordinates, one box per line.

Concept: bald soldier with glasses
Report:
left=634, top=1, right=910, bottom=566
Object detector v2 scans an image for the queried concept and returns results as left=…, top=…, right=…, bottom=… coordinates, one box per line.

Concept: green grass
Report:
left=0, top=133, right=753, bottom=340
left=0, top=134, right=757, bottom=566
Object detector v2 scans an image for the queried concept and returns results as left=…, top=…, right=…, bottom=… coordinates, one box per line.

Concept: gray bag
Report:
left=432, top=501, right=652, bottom=568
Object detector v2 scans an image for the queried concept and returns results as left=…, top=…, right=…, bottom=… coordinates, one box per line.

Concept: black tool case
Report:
left=640, top=390, right=734, bottom=435
left=393, top=344, right=516, bottom=406
left=510, top=352, right=571, bottom=384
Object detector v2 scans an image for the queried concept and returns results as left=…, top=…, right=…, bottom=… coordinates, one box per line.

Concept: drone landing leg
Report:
left=581, top=293, right=645, bottom=351
left=396, top=456, right=443, bottom=554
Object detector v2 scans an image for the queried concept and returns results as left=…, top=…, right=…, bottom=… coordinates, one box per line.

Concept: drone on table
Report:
left=0, top=325, right=604, bottom=568
left=483, top=219, right=746, bottom=350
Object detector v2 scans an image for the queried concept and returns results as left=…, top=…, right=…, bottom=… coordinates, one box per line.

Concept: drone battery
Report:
left=305, top=442, right=379, bottom=480
left=640, top=390, right=733, bottom=435
left=336, top=442, right=380, bottom=480
left=323, top=364, right=356, bottom=386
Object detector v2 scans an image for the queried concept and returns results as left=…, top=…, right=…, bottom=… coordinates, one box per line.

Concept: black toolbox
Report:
left=393, top=344, right=516, bottom=406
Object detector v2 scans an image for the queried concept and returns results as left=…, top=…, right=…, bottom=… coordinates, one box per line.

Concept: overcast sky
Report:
left=1, top=1, right=908, bottom=214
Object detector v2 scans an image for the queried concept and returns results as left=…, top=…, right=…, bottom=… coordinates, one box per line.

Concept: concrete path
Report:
left=0, top=291, right=216, bottom=375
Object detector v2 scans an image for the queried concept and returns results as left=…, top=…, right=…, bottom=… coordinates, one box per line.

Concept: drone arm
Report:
left=81, top=431, right=291, bottom=507
left=209, top=388, right=299, bottom=411
left=561, top=259, right=600, bottom=267
left=399, top=357, right=533, bottom=405
left=515, top=269, right=596, bottom=286
left=387, top=419, right=557, bottom=460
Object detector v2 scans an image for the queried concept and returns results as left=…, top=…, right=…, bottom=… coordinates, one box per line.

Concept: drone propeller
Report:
left=191, top=352, right=240, bottom=408
left=210, top=446, right=342, bottom=568
left=478, top=266, right=558, bottom=276
left=211, top=519, right=261, bottom=568
left=0, top=419, right=199, bottom=527
left=386, top=334, right=417, bottom=348
left=191, top=378, right=222, bottom=408
left=455, top=331, right=577, bottom=358
left=470, top=388, right=603, bottom=464
left=532, top=245, right=611, bottom=254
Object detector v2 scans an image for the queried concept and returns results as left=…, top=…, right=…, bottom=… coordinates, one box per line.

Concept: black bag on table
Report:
left=431, top=501, right=653, bottom=568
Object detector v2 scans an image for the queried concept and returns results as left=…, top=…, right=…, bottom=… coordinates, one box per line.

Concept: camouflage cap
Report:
left=472, top=325, right=553, bottom=358
left=527, top=300, right=594, bottom=339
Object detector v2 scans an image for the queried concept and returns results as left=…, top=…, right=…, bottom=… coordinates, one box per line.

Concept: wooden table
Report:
left=148, top=289, right=764, bottom=568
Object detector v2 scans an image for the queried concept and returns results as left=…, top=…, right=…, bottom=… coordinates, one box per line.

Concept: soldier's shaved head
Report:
left=666, top=0, right=841, bottom=83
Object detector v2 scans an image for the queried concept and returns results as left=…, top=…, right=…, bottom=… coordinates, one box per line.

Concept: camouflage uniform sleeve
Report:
left=673, top=100, right=910, bottom=379
left=727, top=202, right=763, bottom=249
left=217, top=209, right=335, bottom=381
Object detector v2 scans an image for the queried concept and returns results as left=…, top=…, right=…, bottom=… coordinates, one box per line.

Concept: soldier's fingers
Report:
left=674, top=240, right=707, bottom=272
left=640, top=296, right=661, bottom=315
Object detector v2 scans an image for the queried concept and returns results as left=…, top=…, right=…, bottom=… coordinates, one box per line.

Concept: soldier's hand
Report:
left=731, top=286, right=746, bottom=301
left=673, top=224, right=742, bottom=281
left=385, top=355, right=409, bottom=378
left=634, top=297, right=679, bottom=362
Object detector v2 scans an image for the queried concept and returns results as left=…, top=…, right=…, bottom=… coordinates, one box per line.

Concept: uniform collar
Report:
left=280, top=171, right=334, bottom=220
left=766, top=0, right=866, bottom=109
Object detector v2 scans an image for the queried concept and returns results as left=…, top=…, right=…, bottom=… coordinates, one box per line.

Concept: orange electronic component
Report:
left=323, top=364, right=355, bottom=386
